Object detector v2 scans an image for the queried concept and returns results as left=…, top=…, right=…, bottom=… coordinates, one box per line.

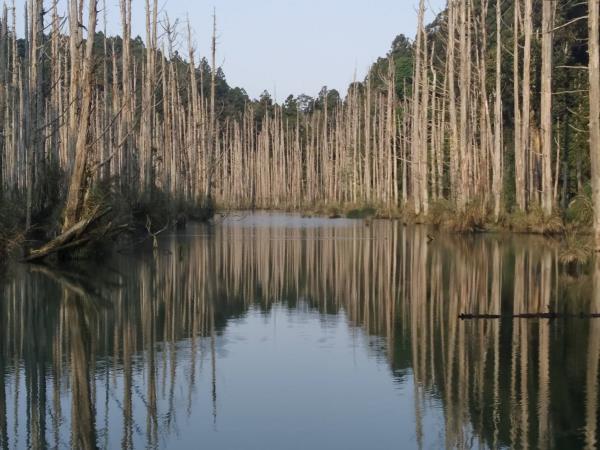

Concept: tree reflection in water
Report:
left=0, top=215, right=598, bottom=449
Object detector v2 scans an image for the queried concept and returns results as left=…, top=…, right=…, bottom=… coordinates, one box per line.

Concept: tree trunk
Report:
left=458, top=0, right=470, bottom=211
left=514, top=0, right=525, bottom=211
left=541, top=0, right=556, bottom=215
left=447, top=1, right=459, bottom=204
left=62, top=0, right=98, bottom=232
left=521, top=0, right=532, bottom=210
left=589, top=0, right=600, bottom=248
left=493, top=0, right=503, bottom=220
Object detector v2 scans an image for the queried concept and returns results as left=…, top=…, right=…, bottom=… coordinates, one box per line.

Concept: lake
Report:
left=0, top=213, right=598, bottom=449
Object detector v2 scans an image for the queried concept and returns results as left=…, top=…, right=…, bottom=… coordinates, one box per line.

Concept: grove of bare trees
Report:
left=0, top=0, right=600, bottom=245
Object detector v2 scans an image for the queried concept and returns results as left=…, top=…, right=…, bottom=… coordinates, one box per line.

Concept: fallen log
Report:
left=459, top=312, right=600, bottom=320
left=23, top=208, right=112, bottom=263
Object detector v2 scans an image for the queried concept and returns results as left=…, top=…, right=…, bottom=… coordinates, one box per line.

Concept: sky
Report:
left=15, top=0, right=446, bottom=100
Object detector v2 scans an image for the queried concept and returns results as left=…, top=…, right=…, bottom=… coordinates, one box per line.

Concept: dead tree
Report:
left=590, top=0, right=600, bottom=249
left=541, top=0, right=556, bottom=215
left=63, top=0, right=98, bottom=232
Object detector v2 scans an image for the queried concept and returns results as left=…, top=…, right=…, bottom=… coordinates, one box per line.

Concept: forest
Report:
left=1, top=0, right=600, bottom=259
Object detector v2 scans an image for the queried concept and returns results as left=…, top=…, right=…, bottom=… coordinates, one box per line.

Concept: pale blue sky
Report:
left=15, top=0, right=445, bottom=99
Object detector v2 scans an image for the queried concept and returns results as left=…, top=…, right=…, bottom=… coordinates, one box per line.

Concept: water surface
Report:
left=0, top=213, right=598, bottom=449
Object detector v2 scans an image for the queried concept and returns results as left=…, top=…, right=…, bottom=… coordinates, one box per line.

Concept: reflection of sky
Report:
left=160, top=305, right=444, bottom=450
left=3, top=305, right=444, bottom=450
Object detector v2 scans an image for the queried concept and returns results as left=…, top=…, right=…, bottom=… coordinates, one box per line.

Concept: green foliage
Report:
left=367, top=34, right=413, bottom=99
left=346, top=206, right=377, bottom=219
left=505, top=206, right=565, bottom=235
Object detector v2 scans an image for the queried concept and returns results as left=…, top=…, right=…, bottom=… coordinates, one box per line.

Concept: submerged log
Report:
left=459, top=312, right=600, bottom=320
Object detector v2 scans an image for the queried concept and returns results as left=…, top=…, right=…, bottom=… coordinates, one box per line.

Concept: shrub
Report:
left=507, top=206, right=564, bottom=234
left=428, top=199, right=455, bottom=226
left=566, top=194, right=594, bottom=228
left=346, top=206, right=377, bottom=219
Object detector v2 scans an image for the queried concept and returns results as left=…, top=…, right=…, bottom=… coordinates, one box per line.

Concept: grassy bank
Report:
left=230, top=196, right=594, bottom=237
left=227, top=199, right=594, bottom=263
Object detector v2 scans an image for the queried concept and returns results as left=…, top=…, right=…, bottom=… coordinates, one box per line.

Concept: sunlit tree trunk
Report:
left=521, top=0, right=533, bottom=210
left=63, top=0, right=98, bottom=231
left=458, top=0, right=470, bottom=211
left=492, top=0, right=503, bottom=220
left=590, top=0, right=600, bottom=249
left=514, top=0, right=525, bottom=211
left=447, top=1, right=459, bottom=204
left=541, top=0, right=556, bottom=215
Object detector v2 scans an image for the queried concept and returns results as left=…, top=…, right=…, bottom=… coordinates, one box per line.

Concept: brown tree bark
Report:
left=514, top=0, right=525, bottom=211
left=541, top=0, right=556, bottom=215
left=62, top=0, right=98, bottom=232
left=589, top=0, right=600, bottom=248
left=492, top=0, right=503, bottom=220
left=521, top=0, right=533, bottom=210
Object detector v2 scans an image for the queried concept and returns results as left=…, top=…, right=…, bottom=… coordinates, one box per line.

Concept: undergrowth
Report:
left=503, top=206, right=565, bottom=234
left=0, top=178, right=215, bottom=262
left=0, top=197, right=26, bottom=260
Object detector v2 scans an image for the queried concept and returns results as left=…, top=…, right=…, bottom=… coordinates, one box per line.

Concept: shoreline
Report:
left=215, top=204, right=591, bottom=236
left=2, top=204, right=594, bottom=265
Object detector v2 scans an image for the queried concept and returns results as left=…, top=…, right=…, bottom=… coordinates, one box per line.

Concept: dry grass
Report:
left=558, top=234, right=594, bottom=264
left=427, top=200, right=487, bottom=232
left=300, top=202, right=397, bottom=220
left=504, top=206, right=565, bottom=235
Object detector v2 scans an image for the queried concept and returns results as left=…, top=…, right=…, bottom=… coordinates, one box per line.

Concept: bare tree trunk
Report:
left=120, top=0, right=132, bottom=189
left=589, top=0, right=600, bottom=248
left=63, top=0, right=98, bottom=232
left=541, top=0, right=556, bottom=215
left=447, top=1, right=459, bottom=204
left=420, top=35, right=430, bottom=214
left=514, top=0, right=525, bottom=211
left=493, top=0, right=503, bottom=220
left=521, top=0, right=532, bottom=210
left=411, top=0, right=425, bottom=214
left=458, top=0, right=470, bottom=211
left=207, top=10, right=217, bottom=204
left=25, top=0, right=43, bottom=230
left=140, top=0, right=158, bottom=196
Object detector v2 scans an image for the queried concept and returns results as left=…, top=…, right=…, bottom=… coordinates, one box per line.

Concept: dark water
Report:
left=1, top=213, right=599, bottom=449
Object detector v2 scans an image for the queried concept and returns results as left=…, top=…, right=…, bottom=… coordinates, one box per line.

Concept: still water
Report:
left=1, top=213, right=599, bottom=449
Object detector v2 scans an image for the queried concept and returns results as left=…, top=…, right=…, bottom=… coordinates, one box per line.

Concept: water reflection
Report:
left=0, top=215, right=598, bottom=449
